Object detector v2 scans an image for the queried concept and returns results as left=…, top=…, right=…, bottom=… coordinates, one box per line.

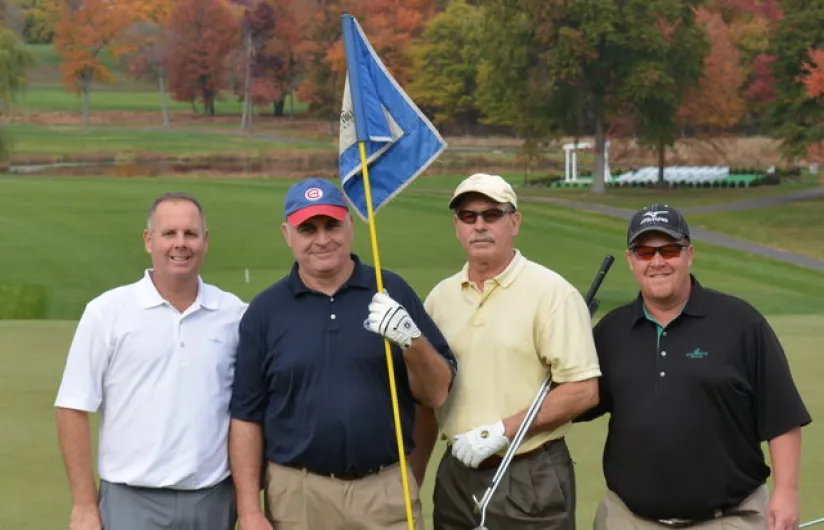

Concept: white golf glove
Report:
left=366, top=291, right=421, bottom=350
left=451, top=421, right=510, bottom=468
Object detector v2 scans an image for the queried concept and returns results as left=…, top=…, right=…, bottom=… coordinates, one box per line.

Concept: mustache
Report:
left=470, top=232, right=495, bottom=244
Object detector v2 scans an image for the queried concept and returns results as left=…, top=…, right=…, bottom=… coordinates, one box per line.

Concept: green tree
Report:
left=626, top=6, right=708, bottom=185
left=766, top=0, right=824, bottom=161
left=476, top=0, right=707, bottom=193
left=407, top=0, right=483, bottom=132
left=0, top=25, right=37, bottom=118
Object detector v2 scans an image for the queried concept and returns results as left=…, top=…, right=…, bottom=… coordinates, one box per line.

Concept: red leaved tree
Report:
left=165, top=0, right=240, bottom=116
left=296, top=0, right=438, bottom=128
left=677, top=9, right=745, bottom=131
left=54, top=0, right=134, bottom=126
left=802, top=49, right=824, bottom=167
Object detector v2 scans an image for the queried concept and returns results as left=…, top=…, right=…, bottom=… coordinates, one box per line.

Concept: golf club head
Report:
left=472, top=494, right=482, bottom=513
left=472, top=526, right=489, bottom=530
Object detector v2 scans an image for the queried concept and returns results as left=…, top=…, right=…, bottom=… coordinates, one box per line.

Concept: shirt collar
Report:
left=137, top=269, right=217, bottom=310
left=631, top=274, right=705, bottom=325
left=287, top=253, right=372, bottom=296
left=460, top=249, right=527, bottom=289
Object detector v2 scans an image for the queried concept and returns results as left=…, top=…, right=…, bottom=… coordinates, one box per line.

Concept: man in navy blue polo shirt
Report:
left=578, top=204, right=811, bottom=530
left=228, top=177, right=457, bottom=530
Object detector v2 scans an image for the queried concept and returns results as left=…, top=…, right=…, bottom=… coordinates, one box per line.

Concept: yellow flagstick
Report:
left=357, top=140, right=416, bottom=530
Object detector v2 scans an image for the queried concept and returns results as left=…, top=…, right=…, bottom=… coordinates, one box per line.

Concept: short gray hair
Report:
left=146, top=192, right=206, bottom=230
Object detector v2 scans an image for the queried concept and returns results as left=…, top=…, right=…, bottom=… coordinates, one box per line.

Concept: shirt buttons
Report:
left=662, top=331, right=667, bottom=336
left=330, top=297, right=334, bottom=302
left=661, top=351, right=667, bottom=357
left=660, top=371, right=666, bottom=377
left=330, top=314, right=336, bottom=320
left=180, top=342, right=185, bottom=348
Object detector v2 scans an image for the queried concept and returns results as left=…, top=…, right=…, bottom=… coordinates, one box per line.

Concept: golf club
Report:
left=801, top=517, right=824, bottom=528
left=471, top=254, right=615, bottom=530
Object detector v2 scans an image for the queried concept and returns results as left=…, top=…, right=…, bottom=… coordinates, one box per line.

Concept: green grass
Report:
left=0, top=176, right=822, bottom=528
left=689, top=198, right=824, bottom=261
left=408, top=172, right=819, bottom=211
left=13, top=86, right=310, bottom=116
left=510, top=177, right=821, bottom=209
left=2, top=315, right=821, bottom=529
left=3, top=123, right=333, bottom=158
left=19, top=44, right=309, bottom=116
left=1, top=176, right=823, bottom=320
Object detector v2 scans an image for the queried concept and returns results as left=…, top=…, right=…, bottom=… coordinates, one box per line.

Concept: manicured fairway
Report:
left=0, top=176, right=822, bottom=529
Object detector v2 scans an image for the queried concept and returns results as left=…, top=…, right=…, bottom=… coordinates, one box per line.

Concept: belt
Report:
left=655, top=508, right=738, bottom=528
left=282, top=462, right=396, bottom=481
left=451, top=438, right=565, bottom=470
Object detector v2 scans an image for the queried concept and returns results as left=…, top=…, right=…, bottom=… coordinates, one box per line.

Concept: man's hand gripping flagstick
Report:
left=339, top=12, right=448, bottom=530
left=470, top=255, right=615, bottom=530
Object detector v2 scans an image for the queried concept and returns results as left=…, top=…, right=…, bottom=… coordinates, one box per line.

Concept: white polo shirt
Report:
left=54, top=270, right=248, bottom=490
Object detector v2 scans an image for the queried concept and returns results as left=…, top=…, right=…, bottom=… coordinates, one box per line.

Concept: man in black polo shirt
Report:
left=578, top=204, right=811, bottom=530
left=228, top=177, right=457, bottom=530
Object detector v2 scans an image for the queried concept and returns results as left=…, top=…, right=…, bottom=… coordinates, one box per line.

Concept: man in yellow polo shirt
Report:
left=421, top=173, right=602, bottom=530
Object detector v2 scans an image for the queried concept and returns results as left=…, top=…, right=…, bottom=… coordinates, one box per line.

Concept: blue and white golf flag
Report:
left=339, top=14, right=447, bottom=221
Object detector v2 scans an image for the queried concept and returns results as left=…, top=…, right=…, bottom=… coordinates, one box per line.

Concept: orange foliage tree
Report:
left=54, top=0, right=134, bottom=126
left=165, top=0, right=240, bottom=116
left=803, top=49, right=824, bottom=166
left=677, top=8, right=746, bottom=131
left=296, top=0, right=438, bottom=126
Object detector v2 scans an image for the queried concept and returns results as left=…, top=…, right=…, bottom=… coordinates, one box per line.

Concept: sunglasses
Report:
left=630, top=243, right=688, bottom=261
left=456, top=207, right=514, bottom=224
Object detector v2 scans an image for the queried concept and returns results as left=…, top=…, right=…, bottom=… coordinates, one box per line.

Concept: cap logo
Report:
left=305, top=187, right=323, bottom=201
left=641, top=210, right=668, bottom=224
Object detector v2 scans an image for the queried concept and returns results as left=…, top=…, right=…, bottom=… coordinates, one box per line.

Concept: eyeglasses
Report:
left=630, top=243, right=688, bottom=261
left=455, top=207, right=514, bottom=224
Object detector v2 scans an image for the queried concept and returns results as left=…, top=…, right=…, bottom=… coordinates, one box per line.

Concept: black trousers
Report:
left=433, top=438, right=576, bottom=530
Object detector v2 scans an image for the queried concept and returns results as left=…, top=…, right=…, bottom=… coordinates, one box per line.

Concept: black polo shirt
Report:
left=229, top=254, right=457, bottom=477
left=584, top=275, right=811, bottom=520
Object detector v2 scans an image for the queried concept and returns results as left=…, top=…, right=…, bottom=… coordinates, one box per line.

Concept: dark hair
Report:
left=146, top=192, right=206, bottom=230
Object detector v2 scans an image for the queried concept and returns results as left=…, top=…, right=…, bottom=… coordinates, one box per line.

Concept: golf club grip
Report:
left=584, top=255, right=615, bottom=311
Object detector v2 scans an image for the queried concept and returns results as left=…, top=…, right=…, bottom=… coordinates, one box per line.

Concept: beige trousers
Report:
left=263, top=461, right=424, bottom=530
left=594, top=485, right=767, bottom=530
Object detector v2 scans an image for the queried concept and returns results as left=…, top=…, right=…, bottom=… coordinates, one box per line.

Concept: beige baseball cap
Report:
left=447, top=173, right=518, bottom=210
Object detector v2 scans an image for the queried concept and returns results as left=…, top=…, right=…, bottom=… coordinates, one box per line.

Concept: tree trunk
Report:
left=158, top=67, right=170, bottom=128
left=240, top=28, right=253, bottom=130
left=591, top=109, right=606, bottom=194
left=82, top=69, right=91, bottom=128
left=657, top=141, right=666, bottom=187
left=273, top=99, right=285, bottom=117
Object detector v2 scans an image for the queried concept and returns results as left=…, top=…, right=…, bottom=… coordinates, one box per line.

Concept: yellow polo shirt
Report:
left=424, top=249, right=601, bottom=455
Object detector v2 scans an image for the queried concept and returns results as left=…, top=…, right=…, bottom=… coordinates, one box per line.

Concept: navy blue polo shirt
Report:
left=578, top=275, right=811, bottom=520
left=229, top=254, right=457, bottom=477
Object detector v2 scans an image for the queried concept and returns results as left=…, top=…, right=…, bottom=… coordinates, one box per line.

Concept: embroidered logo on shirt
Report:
left=686, top=348, right=708, bottom=359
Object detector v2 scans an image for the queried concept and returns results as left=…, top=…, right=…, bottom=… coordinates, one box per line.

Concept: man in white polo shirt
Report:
left=421, top=173, right=601, bottom=530
left=54, top=192, right=248, bottom=530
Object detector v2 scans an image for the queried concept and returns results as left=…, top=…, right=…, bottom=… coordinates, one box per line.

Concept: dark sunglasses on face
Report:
left=456, top=207, right=514, bottom=224
left=630, top=243, right=688, bottom=260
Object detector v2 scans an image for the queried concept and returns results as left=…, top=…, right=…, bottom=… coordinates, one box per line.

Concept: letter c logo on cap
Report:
left=305, top=187, right=323, bottom=201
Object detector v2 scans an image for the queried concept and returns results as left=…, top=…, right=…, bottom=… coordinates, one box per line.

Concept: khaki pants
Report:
left=263, top=461, right=424, bottom=530
left=594, top=485, right=767, bottom=530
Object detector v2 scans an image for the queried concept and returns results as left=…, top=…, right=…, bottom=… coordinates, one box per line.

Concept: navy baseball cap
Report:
left=627, top=204, right=691, bottom=247
left=284, top=178, right=349, bottom=226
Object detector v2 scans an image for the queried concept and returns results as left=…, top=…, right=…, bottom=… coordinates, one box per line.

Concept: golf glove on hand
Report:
left=452, top=421, right=510, bottom=468
left=366, top=291, right=421, bottom=350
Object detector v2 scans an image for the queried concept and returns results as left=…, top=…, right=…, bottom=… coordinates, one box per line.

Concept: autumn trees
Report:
left=54, top=0, right=133, bottom=126
left=6, top=0, right=824, bottom=178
